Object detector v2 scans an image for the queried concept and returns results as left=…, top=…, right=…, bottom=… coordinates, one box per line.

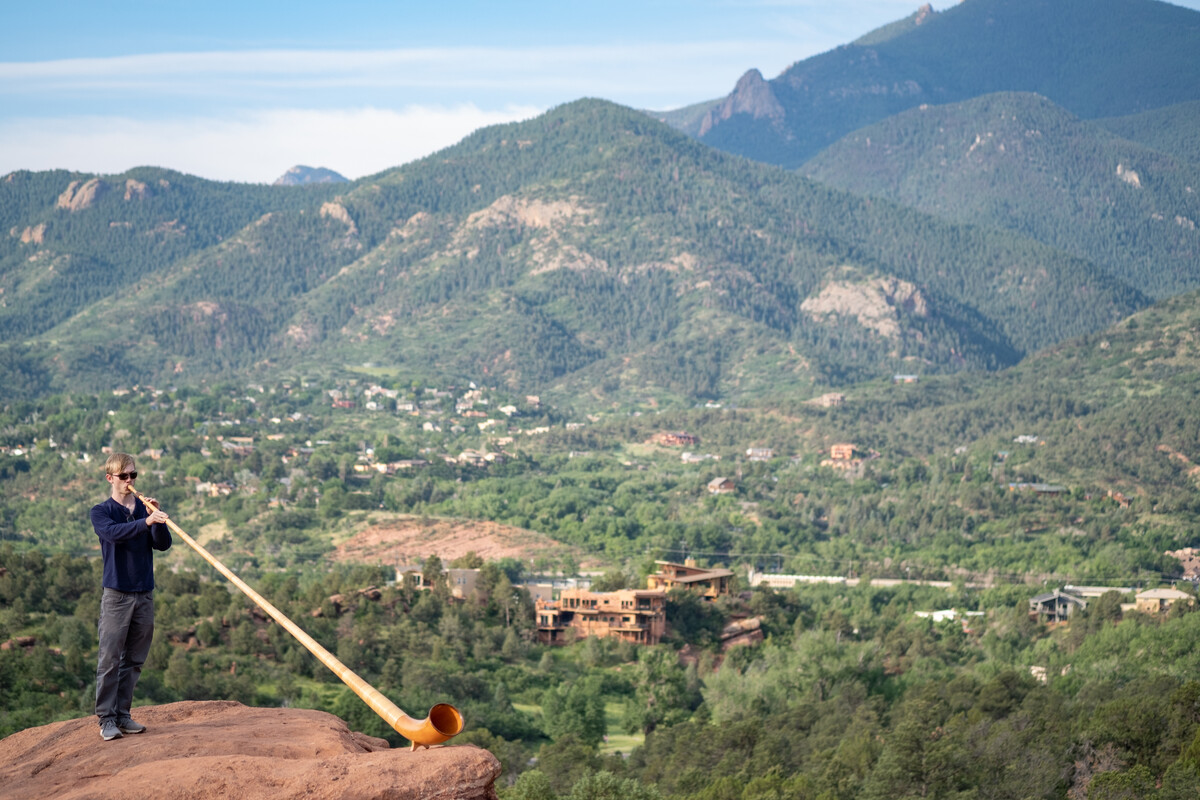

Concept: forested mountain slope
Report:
left=3, top=101, right=1144, bottom=400
left=793, top=285, right=1200, bottom=513
left=670, top=0, right=1200, bottom=168
left=0, top=169, right=338, bottom=342
left=1095, top=100, right=1200, bottom=166
left=801, top=92, right=1200, bottom=299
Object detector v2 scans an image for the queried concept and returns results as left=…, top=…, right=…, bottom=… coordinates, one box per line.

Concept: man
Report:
left=89, top=453, right=171, bottom=741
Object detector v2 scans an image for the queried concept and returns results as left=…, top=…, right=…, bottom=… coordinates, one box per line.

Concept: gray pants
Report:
left=95, top=587, right=155, bottom=724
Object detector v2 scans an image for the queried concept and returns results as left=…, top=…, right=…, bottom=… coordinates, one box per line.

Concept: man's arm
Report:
left=139, top=498, right=173, bottom=551
left=149, top=517, right=172, bottom=551
left=90, top=504, right=151, bottom=543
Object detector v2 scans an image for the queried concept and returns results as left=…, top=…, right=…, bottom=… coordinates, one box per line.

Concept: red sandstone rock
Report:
left=0, top=700, right=499, bottom=800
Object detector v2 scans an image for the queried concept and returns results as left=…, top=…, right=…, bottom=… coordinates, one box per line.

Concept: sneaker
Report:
left=117, top=718, right=147, bottom=734
left=100, top=720, right=123, bottom=741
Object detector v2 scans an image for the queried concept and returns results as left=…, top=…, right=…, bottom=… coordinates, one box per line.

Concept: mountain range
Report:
left=0, top=100, right=1143, bottom=401
left=2, top=0, right=1198, bottom=407
left=662, top=0, right=1200, bottom=169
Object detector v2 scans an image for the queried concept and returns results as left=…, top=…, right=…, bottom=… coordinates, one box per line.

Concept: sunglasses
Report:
left=111, top=471, right=138, bottom=481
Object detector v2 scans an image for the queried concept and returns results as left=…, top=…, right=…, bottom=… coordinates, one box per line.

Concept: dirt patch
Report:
left=332, top=516, right=590, bottom=567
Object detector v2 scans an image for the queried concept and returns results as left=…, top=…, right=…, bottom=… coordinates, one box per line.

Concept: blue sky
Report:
left=3, top=0, right=1199, bottom=183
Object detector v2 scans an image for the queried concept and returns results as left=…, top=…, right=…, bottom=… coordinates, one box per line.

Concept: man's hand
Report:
left=146, top=509, right=169, bottom=526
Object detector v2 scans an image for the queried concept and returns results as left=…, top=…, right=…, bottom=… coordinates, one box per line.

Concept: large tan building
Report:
left=1135, top=587, right=1195, bottom=613
left=535, top=588, right=666, bottom=645
left=647, top=560, right=733, bottom=600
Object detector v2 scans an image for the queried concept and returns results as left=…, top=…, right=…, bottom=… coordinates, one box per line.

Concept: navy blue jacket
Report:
left=90, top=496, right=172, bottom=592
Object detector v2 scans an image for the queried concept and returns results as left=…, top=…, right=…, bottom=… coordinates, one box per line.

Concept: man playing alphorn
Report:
left=89, top=453, right=171, bottom=741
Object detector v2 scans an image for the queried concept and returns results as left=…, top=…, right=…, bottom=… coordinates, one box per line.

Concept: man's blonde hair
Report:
left=104, top=452, right=136, bottom=476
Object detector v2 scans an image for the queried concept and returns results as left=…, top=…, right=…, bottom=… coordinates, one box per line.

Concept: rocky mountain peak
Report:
left=273, top=165, right=350, bottom=186
left=698, top=68, right=785, bottom=136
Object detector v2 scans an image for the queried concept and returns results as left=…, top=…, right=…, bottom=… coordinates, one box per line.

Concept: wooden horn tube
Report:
left=131, top=489, right=463, bottom=749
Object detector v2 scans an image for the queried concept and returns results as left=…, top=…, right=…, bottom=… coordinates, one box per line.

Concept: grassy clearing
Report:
left=599, top=700, right=643, bottom=755
left=513, top=702, right=542, bottom=718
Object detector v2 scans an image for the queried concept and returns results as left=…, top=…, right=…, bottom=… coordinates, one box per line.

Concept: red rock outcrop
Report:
left=0, top=700, right=499, bottom=800
left=56, top=178, right=106, bottom=211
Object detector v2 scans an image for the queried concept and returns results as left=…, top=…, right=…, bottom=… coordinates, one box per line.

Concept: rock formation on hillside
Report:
left=0, top=700, right=500, bottom=800
left=698, top=68, right=785, bottom=136
left=56, top=178, right=107, bottom=211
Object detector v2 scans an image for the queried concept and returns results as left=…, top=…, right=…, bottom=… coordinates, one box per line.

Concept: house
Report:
left=807, top=393, right=845, bottom=408
left=707, top=477, right=735, bottom=494
left=830, top=444, right=856, bottom=461
left=1062, top=584, right=1133, bottom=598
left=893, top=374, right=919, bottom=384
left=647, top=560, right=733, bottom=600
left=653, top=431, right=700, bottom=447
left=447, top=568, right=480, bottom=599
left=1135, top=587, right=1195, bottom=614
left=535, top=588, right=666, bottom=645
left=746, top=447, right=773, bottom=461
left=746, top=568, right=846, bottom=589
left=1029, top=589, right=1087, bottom=622
left=1008, top=483, right=1067, bottom=496
left=392, top=566, right=426, bottom=589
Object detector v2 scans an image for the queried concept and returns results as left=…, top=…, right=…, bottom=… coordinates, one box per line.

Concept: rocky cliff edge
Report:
left=0, top=700, right=500, bottom=800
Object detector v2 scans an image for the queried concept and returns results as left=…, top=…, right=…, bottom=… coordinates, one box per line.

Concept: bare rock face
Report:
left=124, top=179, right=151, bottom=201
left=801, top=275, right=929, bottom=339
left=16, top=223, right=46, bottom=244
left=56, top=178, right=107, bottom=211
left=0, top=700, right=500, bottom=800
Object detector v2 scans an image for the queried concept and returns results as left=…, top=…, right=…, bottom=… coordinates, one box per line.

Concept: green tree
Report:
left=566, top=771, right=662, bottom=800
left=624, top=647, right=692, bottom=735
left=542, top=676, right=606, bottom=746
left=504, top=769, right=556, bottom=800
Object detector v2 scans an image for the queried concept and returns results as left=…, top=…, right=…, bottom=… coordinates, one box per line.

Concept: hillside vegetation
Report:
left=2, top=288, right=1200, bottom=798
left=2, top=101, right=1144, bottom=403
left=802, top=92, right=1200, bottom=299
left=1095, top=100, right=1200, bottom=166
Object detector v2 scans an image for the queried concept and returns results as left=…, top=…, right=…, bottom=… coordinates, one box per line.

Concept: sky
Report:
left=3, top=0, right=1200, bottom=184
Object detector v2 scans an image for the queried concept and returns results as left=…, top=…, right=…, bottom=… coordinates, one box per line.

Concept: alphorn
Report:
left=131, top=488, right=463, bottom=749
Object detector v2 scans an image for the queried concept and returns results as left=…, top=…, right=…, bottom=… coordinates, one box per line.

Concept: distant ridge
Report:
left=273, top=165, right=349, bottom=186
left=666, top=0, right=1200, bottom=168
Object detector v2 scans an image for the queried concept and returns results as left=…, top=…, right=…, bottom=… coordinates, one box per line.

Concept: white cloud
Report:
left=0, top=105, right=543, bottom=183
left=0, top=41, right=792, bottom=99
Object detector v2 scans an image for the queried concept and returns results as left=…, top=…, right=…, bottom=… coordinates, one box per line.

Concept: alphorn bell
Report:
left=131, top=488, right=463, bottom=749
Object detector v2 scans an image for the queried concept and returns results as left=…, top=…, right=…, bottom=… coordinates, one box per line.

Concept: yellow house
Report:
left=1135, top=587, right=1194, bottom=613
left=647, top=560, right=733, bottom=600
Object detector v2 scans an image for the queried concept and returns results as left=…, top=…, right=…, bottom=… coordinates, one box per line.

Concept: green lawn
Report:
left=599, top=700, right=643, bottom=755
left=510, top=699, right=643, bottom=755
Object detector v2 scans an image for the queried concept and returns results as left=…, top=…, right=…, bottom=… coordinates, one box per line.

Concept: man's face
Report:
left=108, top=467, right=137, bottom=493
